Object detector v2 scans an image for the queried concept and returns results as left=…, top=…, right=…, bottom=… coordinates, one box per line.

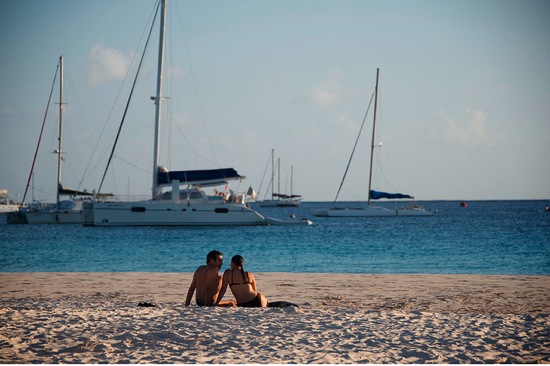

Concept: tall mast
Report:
left=56, top=55, right=64, bottom=210
left=270, top=148, right=274, bottom=200
left=367, top=68, right=380, bottom=206
left=291, top=165, right=294, bottom=197
left=152, top=0, right=167, bottom=199
left=277, top=157, right=281, bottom=198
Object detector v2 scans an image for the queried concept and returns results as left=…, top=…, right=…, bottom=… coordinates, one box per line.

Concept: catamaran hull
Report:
left=82, top=201, right=269, bottom=226
left=313, top=206, right=434, bottom=217
left=26, top=211, right=83, bottom=224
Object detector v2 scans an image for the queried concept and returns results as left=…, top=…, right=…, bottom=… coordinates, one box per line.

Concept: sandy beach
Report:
left=1, top=272, right=549, bottom=363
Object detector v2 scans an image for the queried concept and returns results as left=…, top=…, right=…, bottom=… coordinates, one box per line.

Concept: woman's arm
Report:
left=215, top=270, right=230, bottom=305
left=249, top=272, right=258, bottom=292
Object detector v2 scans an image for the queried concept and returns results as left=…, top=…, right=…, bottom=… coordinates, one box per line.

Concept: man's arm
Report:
left=185, top=274, right=196, bottom=306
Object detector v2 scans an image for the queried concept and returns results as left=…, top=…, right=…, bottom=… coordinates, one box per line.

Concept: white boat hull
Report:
left=25, top=199, right=86, bottom=224
left=26, top=211, right=83, bottom=224
left=0, top=204, right=21, bottom=213
left=397, top=207, right=435, bottom=216
left=82, top=200, right=269, bottom=226
left=313, top=205, right=434, bottom=217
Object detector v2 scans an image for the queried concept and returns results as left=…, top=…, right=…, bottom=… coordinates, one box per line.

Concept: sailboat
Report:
left=259, top=149, right=301, bottom=207
left=0, top=190, right=22, bottom=214
left=24, top=56, right=96, bottom=224
left=82, top=0, right=311, bottom=226
left=314, top=68, right=434, bottom=217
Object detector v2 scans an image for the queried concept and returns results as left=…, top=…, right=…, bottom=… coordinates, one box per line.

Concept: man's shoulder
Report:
left=194, top=265, right=208, bottom=273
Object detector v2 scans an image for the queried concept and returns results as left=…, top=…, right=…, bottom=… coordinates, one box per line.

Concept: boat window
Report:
left=180, top=191, right=203, bottom=200
left=215, top=208, right=229, bottom=213
left=131, top=207, right=146, bottom=212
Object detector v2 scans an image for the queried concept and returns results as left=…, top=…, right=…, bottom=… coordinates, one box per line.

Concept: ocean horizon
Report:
left=1, top=200, right=549, bottom=275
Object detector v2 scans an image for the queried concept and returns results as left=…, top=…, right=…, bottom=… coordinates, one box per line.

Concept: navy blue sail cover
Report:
left=369, top=190, right=413, bottom=200
left=157, top=168, right=243, bottom=186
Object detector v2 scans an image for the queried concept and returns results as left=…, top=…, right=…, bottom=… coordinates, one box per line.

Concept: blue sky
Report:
left=1, top=0, right=549, bottom=203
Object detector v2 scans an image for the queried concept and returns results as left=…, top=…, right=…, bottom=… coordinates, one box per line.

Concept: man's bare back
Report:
left=185, top=264, right=222, bottom=306
left=185, top=250, right=238, bottom=307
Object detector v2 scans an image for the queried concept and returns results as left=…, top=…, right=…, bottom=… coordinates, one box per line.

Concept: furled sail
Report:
left=273, top=193, right=302, bottom=199
left=157, top=168, right=244, bottom=187
left=58, top=184, right=112, bottom=197
left=369, top=190, right=413, bottom=200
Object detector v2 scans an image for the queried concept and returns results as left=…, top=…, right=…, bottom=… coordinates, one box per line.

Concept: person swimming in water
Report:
left=216, top=255, right=269, bottom=307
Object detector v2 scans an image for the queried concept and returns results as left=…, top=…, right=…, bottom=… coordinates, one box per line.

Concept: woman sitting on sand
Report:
left=216, top=255, right=268, bottom=307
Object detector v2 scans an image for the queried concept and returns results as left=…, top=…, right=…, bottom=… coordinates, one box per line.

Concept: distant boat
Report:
left=460, top=201, right=468, bottom=208
left=314, top=69, right=434, bottom=217
left=259, top=149, right=301, bottom=207
left=82, top=0, right=310, bottom=226
left=0, top=190, right=21, bottom=214
left=24, top=56, right=96, bottom=224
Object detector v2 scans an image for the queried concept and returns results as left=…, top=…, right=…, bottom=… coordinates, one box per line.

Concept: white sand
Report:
left=1, top=272, right=549, bottom=363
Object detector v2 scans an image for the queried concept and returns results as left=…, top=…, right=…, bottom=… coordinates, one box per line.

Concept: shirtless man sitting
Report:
left=185, top=250, right=236, bottom=307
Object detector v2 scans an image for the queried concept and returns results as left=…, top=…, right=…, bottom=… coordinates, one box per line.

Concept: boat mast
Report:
left=277, top=157, right=281, bottom=199
left=270, top=148, right=274, bottom=200
left=152, top=0, right=167, bottom=199
left=291, top=165, right=294, bottom=198
left=367, top=68, right=379, bottom=206
left=56, top=55, right=64, bottom=210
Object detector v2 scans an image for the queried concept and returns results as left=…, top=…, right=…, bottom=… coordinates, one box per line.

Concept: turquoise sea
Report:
left=1, top=200, right=549, bottom=275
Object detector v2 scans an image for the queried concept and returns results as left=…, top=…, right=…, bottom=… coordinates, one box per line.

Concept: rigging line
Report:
left=65, top=71, right=93, bottom=191
left=98, top=2, right=160, bottom=195
left=262, top=159, right=279, bottom=200
left=256, top=152, right=272, bottom=199
left=20, top=61, right=60, bottom=207
left=82, top=0, right=160, bottom=192
left=332, top=90, right=375, bottom=206
left=112, top=154, right=151, bottom=175
left=174, top=2, right=219, bottom=167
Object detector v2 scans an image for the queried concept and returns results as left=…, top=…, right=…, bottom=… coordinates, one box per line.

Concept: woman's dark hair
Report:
left=231, top=255, right=248, bottom=282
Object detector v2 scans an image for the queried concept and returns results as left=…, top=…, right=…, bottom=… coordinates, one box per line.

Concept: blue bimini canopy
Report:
left=157, top=168, right=244, bottom=187
left=369, top=190, right=413, bottom=200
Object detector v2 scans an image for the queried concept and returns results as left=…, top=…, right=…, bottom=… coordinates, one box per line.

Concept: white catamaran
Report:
left=314, top=68, right=434, bottom=217
left=82, top=0, right=311, bottom=226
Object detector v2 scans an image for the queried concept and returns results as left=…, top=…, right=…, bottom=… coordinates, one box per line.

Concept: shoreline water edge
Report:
left=1, top=272, right=549, bottom=363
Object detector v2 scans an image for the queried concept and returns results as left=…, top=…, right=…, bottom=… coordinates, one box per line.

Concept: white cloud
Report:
left=86, top=43, right=131, bottom=86
left=440, top=108, right=504, bottom=147
left=310, top=69, right=344, bottom=105
left=312, top=89, right=336, bottom=105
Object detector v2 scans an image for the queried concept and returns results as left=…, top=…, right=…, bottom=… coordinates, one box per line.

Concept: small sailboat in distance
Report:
left=314, top=68, right=434, bottom=217
left=24, top=56, right=97, bottom=224
left=259, top=149, right=301, bottom=207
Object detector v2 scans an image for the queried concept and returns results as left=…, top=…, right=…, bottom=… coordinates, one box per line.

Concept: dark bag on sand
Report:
left=268, top=301, right=299, bottom=308
left=137, top=302, right=156, bottom=307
